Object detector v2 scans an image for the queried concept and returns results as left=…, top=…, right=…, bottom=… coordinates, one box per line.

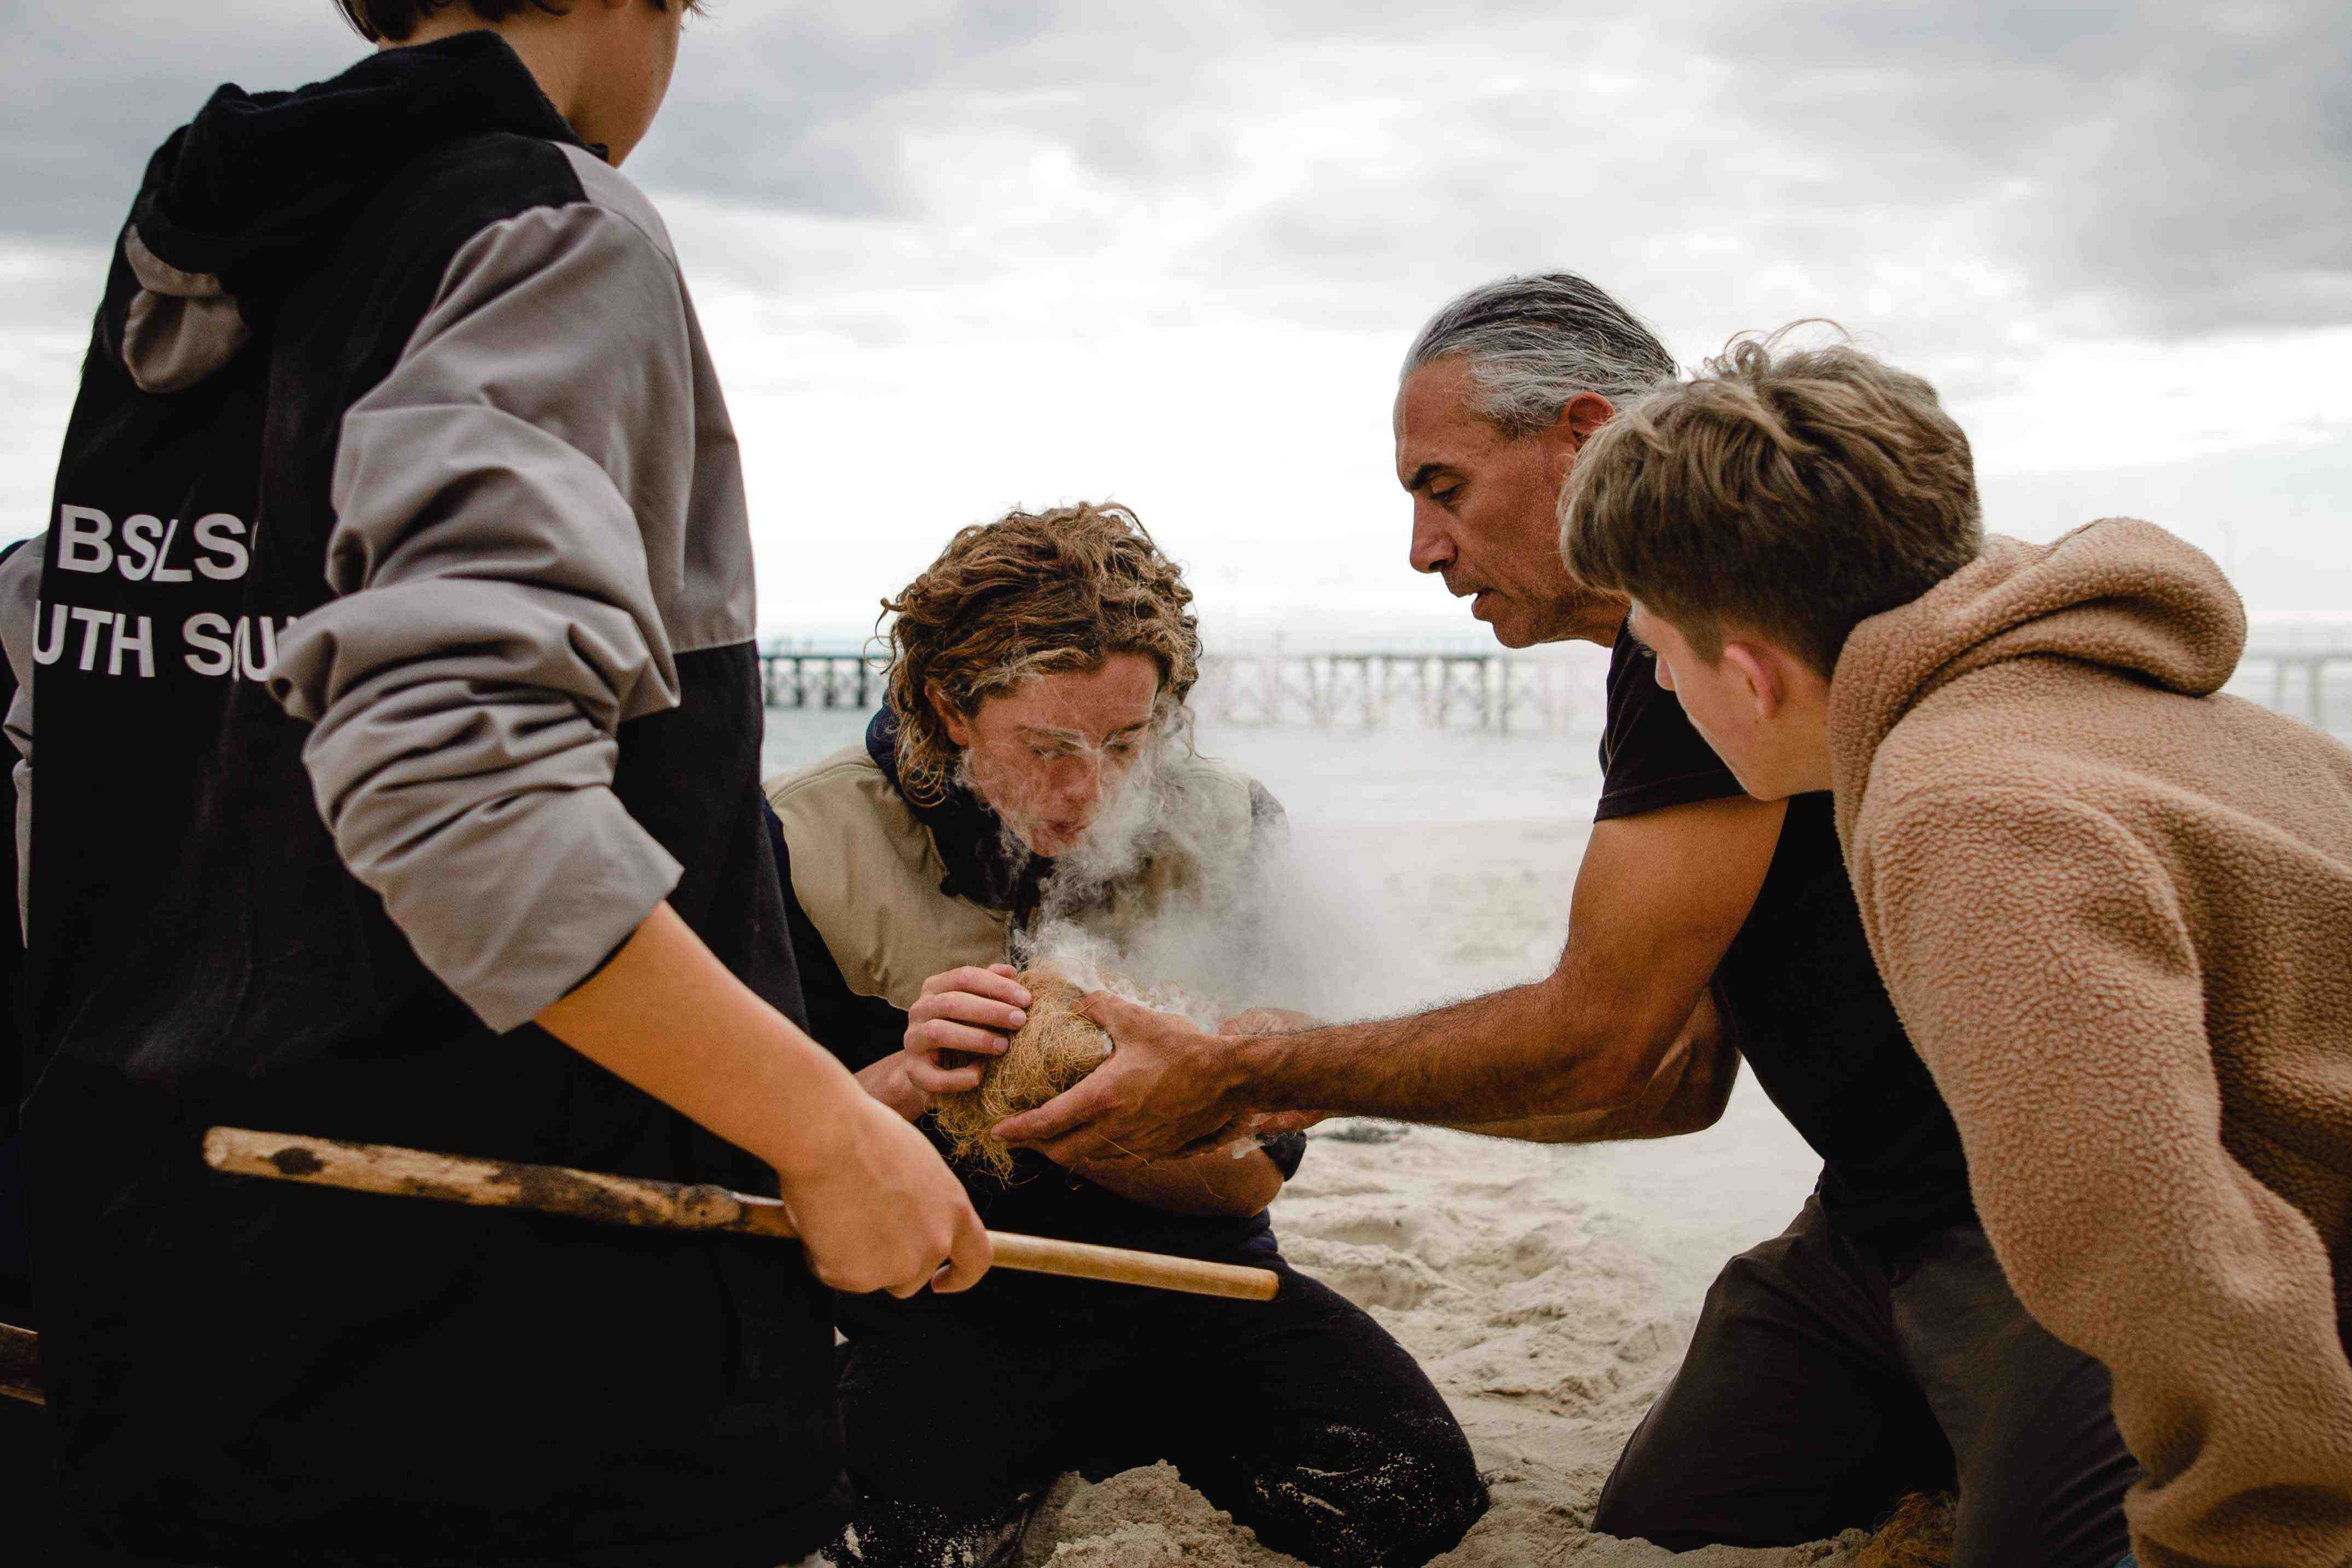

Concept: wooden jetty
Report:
left=1190, top=651, right=1589, bottom=734
left=762, top=624, right=2349, bottom=737
left=757, top=647, right=1594, bottom=733
left=2239, top=622, right=2352, bottom=733
left=758, top=652, right=881, bottom=711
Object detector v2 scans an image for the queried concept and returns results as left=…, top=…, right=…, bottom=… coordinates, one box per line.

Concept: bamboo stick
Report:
left=204, top=1127, right=1280, bottom=1303
left=1, top=1321, right=38, bottom=1406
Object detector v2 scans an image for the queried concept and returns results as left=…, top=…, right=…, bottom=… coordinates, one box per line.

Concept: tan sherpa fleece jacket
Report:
left=1830, top=519, right=2352, bottom=1568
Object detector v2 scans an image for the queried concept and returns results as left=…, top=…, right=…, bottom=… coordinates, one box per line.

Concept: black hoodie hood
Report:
left=134, top=31, right=582, bottom=293
left=113, top=32, right=584, bottom=391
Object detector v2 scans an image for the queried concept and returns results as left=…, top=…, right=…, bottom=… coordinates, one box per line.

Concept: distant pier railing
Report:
left=759, top=653, right=881, bottom=711
left=1193, top=652, right=1590, bottom=733
left=2235, top=620, right=2352, bottom=735
left=2237, top=646, right=2350, bottom=733
left=757, top=648, right=1594, bottom=733
left=762, top=626, right=2352, bottom=737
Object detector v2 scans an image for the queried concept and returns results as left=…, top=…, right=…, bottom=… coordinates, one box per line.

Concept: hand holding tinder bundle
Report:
left=930, top=969, right=1112, bottom=1175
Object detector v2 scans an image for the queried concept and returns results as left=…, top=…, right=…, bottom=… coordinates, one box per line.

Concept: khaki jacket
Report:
left=766, top=744, right=1263, bottom=1008
left=1830, top=519, right=2352, bottom=1566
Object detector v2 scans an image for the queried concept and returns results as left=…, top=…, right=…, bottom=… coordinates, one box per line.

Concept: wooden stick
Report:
left=204, top=1127, right=1280, bottom=1303
left=1, top=1321, right=38, bottom=1406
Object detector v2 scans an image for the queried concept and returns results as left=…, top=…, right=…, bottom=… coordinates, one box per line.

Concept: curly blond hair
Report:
left=880, top=502, right=1201, bottom=806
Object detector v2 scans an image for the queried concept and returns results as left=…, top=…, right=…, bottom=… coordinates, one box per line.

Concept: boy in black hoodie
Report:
left=1, top=3, right=987, bottom=1564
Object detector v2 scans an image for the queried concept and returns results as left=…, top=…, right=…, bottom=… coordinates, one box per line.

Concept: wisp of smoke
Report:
left=984, top=732, right=1399, bottom=1031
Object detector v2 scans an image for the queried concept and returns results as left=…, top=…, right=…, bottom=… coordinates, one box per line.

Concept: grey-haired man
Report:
left=997, top=275, right=2142, bottom=1566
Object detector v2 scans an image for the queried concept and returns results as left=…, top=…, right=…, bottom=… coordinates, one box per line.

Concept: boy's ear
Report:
left=1721, top=640, right=1785, bottom=721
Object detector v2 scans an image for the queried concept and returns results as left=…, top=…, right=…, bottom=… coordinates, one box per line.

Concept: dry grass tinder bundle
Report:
left=1856, top=1490, right=1956, bottom=1568
left=931, top=970, right=1111, bottom=1176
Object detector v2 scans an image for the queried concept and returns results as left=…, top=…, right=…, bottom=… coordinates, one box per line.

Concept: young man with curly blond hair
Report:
left=1560, top=330, right=2352, bottom=1568
left=763, top=502, right=1487, bottom=1568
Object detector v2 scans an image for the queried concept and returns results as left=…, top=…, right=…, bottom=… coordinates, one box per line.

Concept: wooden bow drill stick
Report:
left=204, top=1126, right=1281, bottom=1303
left=1, top=1321, right=39, bottom=1407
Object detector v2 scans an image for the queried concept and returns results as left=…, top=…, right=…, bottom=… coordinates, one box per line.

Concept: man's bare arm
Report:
left=1233, top=986, right=1737, bottom=1146
left=998, top=794, right=1784, bottom=1162
left=1449, top=989, right=1738, bottom=1143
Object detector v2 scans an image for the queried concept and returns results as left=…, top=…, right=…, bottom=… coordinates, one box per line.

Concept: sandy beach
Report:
left=1015, top=1097, right=1868, bottom=1565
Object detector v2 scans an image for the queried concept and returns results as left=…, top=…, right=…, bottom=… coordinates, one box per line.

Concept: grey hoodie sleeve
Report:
left=0, top=539, right=40, bottom=940
left=270, top=201, right=702, bottom=1032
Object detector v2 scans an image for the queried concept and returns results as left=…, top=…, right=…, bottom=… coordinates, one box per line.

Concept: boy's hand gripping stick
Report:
left=202, top=1126, right=1281, bottom=1303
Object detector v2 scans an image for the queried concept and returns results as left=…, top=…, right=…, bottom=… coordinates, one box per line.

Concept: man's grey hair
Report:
left=1404, top=272, right=1679, bottom=437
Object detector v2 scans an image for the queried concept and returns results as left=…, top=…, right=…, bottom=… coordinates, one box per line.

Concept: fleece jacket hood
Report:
left=112, top=32, right=581, bottom=392
left=1828, top=518, right=2246, bottom=845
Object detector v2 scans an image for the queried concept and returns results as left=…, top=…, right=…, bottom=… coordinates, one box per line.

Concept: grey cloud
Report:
left=1690, top=0, right=2352, bottom=334
left=622, top=0, right=1068, bottom=215
left=0, top=0, right=1068, bottom=236
left=1197, top=0, right=2352, bottom=342
left=4, top=0, right=2343, bottom=349
left=0, top=1, right=354, bottom=241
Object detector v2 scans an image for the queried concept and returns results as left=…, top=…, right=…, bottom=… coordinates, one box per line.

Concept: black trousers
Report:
left=1593, top=1199, right=2139, bottom=1567
left=833, top=1261, right=1487, bottom=1568
left=1, top=1396, right=200, bottom=1567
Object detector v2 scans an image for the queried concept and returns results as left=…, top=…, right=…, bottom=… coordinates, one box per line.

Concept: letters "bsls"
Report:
left=55, top=504, right=251, bottom=584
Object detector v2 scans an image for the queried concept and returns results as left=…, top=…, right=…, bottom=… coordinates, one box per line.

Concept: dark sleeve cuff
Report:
left=1593, top=768, right=1750, bottom=822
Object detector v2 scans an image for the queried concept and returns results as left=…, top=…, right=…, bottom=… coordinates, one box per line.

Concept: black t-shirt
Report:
left=1598, top=626, right=1974, bottom=1242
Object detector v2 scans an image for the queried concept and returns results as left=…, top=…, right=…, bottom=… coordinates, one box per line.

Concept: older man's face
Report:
left=1393, top=358, right=1622, bottom=649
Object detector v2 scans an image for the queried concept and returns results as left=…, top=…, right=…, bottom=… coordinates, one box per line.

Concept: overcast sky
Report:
left=3, top=0, right=2347, bottom=642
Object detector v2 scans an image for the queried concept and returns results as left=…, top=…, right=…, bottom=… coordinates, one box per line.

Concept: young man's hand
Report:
left=774, top=1090, right=991, bottom=1297
left=853, top=1054, right=932, bottom=1123
left=536, top=902, right=990, bottom=1298
left=900, top=963, right=1031, bottom=1094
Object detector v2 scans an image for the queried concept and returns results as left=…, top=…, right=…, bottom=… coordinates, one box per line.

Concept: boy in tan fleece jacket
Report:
left=1559, top=330, right=2352, bottom=1568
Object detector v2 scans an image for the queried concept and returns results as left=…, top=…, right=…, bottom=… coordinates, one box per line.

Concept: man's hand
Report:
left=994, top=992, right=1249, bottom=1163
left=902, top=963, right=1031, bottom=1095
left=776, top=1089, right=991, bottom=1297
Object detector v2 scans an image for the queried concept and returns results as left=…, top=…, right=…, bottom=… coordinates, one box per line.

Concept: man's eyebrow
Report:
left=1402, top=461, right=1449, bottom=493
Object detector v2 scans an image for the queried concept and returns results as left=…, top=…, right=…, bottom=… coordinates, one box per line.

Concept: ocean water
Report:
left=758, top=666, right=2350, bottom=830
left=757, top=706, right=1610, bottom=827
left=757, top=707, right=877, bottom=782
